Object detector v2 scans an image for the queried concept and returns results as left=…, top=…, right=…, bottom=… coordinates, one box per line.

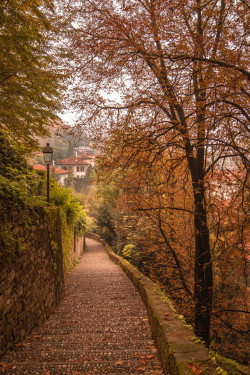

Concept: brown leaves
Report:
left=133, top=354, right=156, bottom=373
left=115, top=360, right=124, bottom=365
left=146, top=345, right=156, bottom=349
left=186, top=362, right=203, bottom=374
left=164, top=313, right=171, bottom=321
left=136, top=366, right=146, bottom=372
left=0, top=362, right=9, bottom=370
left=15, top=342, right=24, bottom=347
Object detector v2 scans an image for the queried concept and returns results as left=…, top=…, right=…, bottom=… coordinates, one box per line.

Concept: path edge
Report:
left=85, top=233, right=218, bottom=375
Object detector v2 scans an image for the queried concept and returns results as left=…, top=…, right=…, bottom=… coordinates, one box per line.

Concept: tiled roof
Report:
left=33, top=164, right=69, bottom=174
left=33, top=164, right=46, bottom=171
left=54, top=167, right=69, bottom=174
left=57, top=155, right=91, bottom=165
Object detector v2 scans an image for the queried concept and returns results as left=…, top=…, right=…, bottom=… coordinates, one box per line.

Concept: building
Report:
left=33, top=164, right=69, bottom=185
left=57, top=155, right=94, bottom=178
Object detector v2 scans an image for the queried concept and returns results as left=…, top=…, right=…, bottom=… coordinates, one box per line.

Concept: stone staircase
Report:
left=0, top=239, right=164, bottom=374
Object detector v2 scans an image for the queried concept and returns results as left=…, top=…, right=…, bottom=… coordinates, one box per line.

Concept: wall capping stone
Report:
left=85, top=232, right=219, bottom=375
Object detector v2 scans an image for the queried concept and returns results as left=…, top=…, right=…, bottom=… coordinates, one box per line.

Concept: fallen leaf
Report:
left=15, top=342, right=23, bottom=347
left=186, top=362, right=203, bottom=374
left=164, top=313, right=171, bottom=320
left=45, top=371, right=50, bottom=375
left=146, top=354, right=155, bottom=359
left=116, top=361, right=124, bottom=365
left=146, top=345, right=156, bottom=349
left=136, top=366, right=146, bottom=372
left=141, top=359, right=147, bottom=365
left=0, top=362, right=9, bottom=369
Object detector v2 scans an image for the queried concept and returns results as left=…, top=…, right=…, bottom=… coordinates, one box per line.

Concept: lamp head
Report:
left=43, top=143, right=53, bottom=164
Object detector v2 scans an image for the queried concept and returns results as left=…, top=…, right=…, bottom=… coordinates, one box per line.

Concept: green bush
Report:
left=0, top=129, right=45, bottom=206
left=75, top=214, right=87, bottom=236
left=0, top=130, right=87, bottom=236
left=122, top=244, right=135, bottom=259
left=50, top=183, right=87, bottom=233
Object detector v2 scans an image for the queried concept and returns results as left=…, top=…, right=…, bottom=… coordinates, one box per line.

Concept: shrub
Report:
left=122, top=244, right=135, bottom=259
left=50, top=183, right=87, bottom=233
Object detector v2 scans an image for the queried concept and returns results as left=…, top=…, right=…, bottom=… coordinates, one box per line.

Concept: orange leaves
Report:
left=15, top=342, right=24, bottom=347
left=115, top=360, right=124, bottom=365
left=146, top=354, right=155, bottom=359
left=164, top=313, right=171, bottom=321
left=0, top=362, right=9, bottom=370
left=136, top=366, right=147, bottom=372
left=186, top=362, right=203, bottom=374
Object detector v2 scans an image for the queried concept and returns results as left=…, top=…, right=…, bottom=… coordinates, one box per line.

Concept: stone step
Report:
left=53, top=306, right=146, bottom=311
left=28, top=331, right=153, bottom=341
left=20, top=333, right=155, bottom=343
left=0, top=359, right=164, bottom=374
left=14, top=339, right=156, bottom=351
left=0, top=239, right=164, bottom=374
left=27, top=328, right=152, bottom=337
left=3, top=349, right=159, bottom=364
left=45, top=315, right=150, bottom=322
left=39, top=320, right=151, bottom=330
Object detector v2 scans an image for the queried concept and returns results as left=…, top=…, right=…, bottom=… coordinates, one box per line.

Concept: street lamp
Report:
left=43, top=143, right=53, bottom=202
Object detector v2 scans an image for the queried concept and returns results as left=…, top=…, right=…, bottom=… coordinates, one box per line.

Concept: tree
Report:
left=0, top=0, right=67, bottom=150
left=94, top=132, right=249, bottom=362
left=82, top=165, right=94, bottom=190
left=66, top=143, right=75, bottom=158
left=88, top=179, right=119, bottom=244
left=69, top=0, right=249, bottom=346
left=0, top=128, right=45, bottom=205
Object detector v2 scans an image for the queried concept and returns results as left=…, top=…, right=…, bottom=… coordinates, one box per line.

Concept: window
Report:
left=77, top=167, right=80, bottom=172
left=81, top=167, right=85, bottom=172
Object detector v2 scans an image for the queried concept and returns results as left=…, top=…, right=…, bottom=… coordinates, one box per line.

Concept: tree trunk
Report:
left=193, top=185, right=213, bottom=346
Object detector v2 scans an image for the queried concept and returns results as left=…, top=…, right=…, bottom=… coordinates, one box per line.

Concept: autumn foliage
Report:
left=91, top=133, right=249, bottom=363
left=66, top=0, right=249, bottom=363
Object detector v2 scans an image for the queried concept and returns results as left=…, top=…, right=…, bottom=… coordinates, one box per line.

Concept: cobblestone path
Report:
left=0, top=238, right=164, bottom=374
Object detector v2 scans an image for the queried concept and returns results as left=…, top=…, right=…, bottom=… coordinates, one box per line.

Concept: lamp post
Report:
left=43, top=143, right=53, bottom=202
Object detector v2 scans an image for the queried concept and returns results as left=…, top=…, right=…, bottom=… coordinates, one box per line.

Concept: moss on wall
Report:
left=0, top=204, right=84, bottom=358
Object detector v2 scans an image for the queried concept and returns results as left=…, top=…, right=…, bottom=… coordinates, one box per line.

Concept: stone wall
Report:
left=0, top=206, right=84, bottom=357
left=60, top=214, right=85, bottom=274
